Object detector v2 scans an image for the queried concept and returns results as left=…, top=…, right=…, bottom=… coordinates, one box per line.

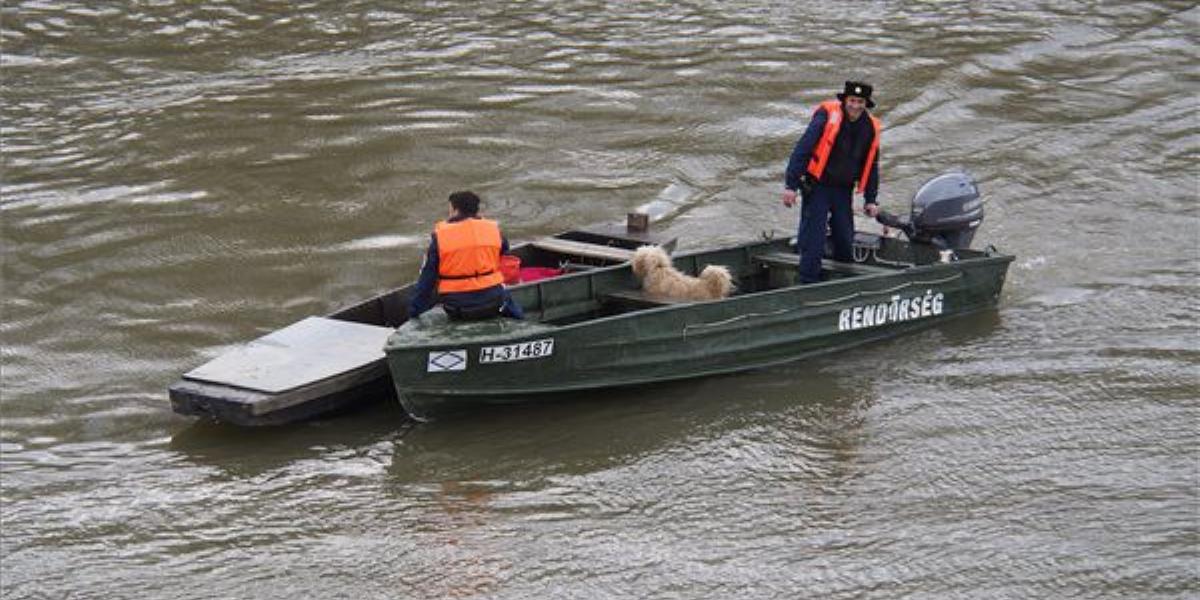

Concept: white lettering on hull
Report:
left=837, top=290, right=945, bottom=332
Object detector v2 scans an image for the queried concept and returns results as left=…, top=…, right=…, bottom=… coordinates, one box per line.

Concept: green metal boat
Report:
left=171, top=171, right=1011, bottom=425
left=385, top=233, right=1013, bottom=420
left=384, top=172, right=1014, bottom=421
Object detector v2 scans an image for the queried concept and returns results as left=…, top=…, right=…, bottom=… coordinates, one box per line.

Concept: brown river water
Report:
left=2, top=2, right=1197, bottom=598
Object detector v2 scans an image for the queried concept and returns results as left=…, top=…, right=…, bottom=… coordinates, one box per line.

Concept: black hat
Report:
left=837, top=80, right=875, bottom=109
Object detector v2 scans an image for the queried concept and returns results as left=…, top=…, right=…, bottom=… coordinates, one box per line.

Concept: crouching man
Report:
left=408, top=191, right=524, bottom=321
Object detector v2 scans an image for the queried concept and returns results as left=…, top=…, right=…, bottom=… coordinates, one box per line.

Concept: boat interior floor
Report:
left=400, top=249, right=916, bottom=330
left=596, top=253, right=904, bottom=313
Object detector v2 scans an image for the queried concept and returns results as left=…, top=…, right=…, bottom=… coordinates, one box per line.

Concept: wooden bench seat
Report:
left=529, top=237, right=637, bottom=262
left=753, top=252, right=896, bottom=276
left=601, top=288, right=695, bottom=308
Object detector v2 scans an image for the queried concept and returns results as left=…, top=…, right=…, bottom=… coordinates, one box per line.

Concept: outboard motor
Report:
left=876, top=171, right=984, bottom=250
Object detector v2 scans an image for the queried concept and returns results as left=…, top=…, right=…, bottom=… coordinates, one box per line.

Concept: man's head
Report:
left=448, top=190, right=481, bottom=219
left=836, top=80, right=875, bottom=120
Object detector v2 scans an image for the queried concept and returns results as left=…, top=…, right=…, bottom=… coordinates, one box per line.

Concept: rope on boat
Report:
left=853, top=245, right=872, bottom=263
left=855, top=246, right=915, bottom=268
left=683, top=308, right=792, bottom=336
left=870, top=252, right=915, bottom=268
left=802, top=272, right=963, bottom=306
left=681, top=272, right=963, bottom=337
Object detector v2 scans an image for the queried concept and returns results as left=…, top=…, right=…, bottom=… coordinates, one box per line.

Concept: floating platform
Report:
left=170, top=317, right=395, bottom=426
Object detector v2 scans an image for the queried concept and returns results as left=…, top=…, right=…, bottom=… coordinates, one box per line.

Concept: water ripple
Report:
left=2, top=2, right=1197, bottom=599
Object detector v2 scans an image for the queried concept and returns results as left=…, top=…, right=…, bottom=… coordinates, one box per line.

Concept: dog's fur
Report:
left=630, top=245, right=733, bottom=301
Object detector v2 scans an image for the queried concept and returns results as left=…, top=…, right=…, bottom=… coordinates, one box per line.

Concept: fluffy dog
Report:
left=630, top=245, right=733, bottom=301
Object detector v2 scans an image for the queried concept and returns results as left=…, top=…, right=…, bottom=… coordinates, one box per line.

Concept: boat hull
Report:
left=385, top=236, right=1014, bottom=420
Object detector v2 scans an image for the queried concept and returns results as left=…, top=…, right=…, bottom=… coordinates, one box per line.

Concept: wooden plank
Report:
left=567, top=225, right=679, bottom=254
left=529, top=237, right=637, bottom=262
left=183, top=316, right=395, bottom=394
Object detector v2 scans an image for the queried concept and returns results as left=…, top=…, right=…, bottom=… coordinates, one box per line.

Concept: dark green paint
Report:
left=385, top=234, right=1014, bottom=420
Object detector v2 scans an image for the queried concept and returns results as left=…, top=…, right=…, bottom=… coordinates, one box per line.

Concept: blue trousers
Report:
left=501, top=291, right=525, bottom=319
left=442, top=285, right=525, bottom=320
left=797, top=184, right=854, bottom=284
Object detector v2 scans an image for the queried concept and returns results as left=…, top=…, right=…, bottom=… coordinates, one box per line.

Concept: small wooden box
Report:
left=626, top=212, right=649, bottom=233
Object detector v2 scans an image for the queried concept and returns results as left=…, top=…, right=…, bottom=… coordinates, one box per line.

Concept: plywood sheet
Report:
left=184, top=317, right=395, bottom=394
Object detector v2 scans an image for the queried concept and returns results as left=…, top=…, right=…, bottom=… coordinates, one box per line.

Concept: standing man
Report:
left=408, top=191, right=524, bottom=320
left=782, top=80, right=882, bottom=284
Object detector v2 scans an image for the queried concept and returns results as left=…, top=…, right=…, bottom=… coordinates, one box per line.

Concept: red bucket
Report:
left=500, top=255, right=521, bottom=284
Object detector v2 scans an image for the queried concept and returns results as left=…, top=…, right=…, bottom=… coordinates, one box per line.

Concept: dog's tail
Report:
left=699, top=265, right=734, bottom=299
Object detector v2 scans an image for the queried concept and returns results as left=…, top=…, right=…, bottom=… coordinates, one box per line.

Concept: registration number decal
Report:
left=479, top=339, right=554, bottom=364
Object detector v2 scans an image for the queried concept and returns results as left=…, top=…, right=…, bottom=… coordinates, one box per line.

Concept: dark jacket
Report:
left=785, top=105, right=879, bottom=205
left=407, top=216, right=514, bottom=318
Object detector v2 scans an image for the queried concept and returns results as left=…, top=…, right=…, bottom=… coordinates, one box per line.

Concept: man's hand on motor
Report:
left=864, top=203, right=880, bottom=218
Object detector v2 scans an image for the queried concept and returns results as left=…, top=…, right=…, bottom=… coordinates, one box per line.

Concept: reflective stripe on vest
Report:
left=435, top=218, right=505, bottom=294
left=805, top=99, right=882, bottom=194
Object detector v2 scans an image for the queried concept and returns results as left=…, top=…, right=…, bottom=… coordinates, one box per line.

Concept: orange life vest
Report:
left=435, top=218, right=504, bottom=294
left=805, top=99, right=881, bottom=194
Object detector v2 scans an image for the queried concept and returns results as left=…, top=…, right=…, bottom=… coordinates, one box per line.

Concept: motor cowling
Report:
left=876, top=171, right=983, bottom=249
